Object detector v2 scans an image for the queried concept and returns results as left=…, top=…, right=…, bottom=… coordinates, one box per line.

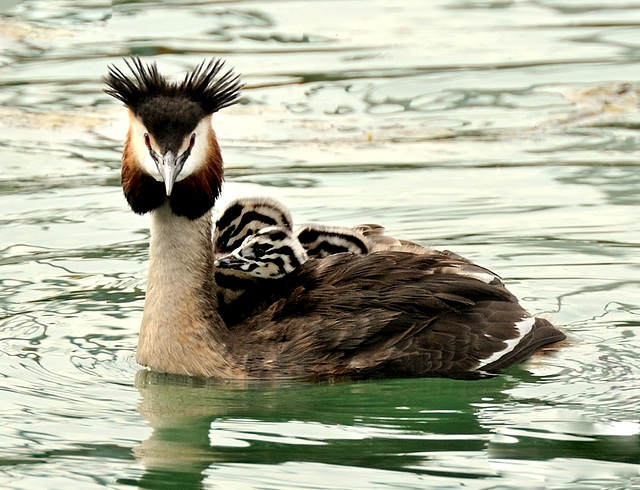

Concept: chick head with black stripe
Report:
left=214, top=226, right=308, bottom=279
left=213, top=197, right=293, bottom=255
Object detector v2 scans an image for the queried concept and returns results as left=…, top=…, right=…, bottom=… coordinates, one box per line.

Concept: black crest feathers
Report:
left=103, top=57, right=243, bottom=115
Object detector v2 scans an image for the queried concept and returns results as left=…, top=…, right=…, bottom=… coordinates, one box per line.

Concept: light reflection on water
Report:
left=1, top=0, right=640, bottom=488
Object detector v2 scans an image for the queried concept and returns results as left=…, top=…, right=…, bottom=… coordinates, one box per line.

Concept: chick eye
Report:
left=189, top=133, right=196, bottom=148
left=252, top=245, right=270, bottom=258
left=144, top=133, right=151, bottom=148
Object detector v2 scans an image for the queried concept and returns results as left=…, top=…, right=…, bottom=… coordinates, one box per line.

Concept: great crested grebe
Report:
left=214, top=196, right=428, bottom=256
left=104, top=57, right=565, bottom=380
left=213, top=226, right=308, bottom=326
left=214, top=197, right=371, bottom=259
left=215, top=223, right=374, bottom=281
left=218, top=223, right=504, bottom=289
left=212, top=197, right=294, bottom=312
left=214, top=225, right=372, bottom=326
left=212, top=197, right=499, bottom=295
left=212, top=202, right=372, bottom=316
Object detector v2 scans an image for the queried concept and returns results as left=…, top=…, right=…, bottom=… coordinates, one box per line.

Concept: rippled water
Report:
left=1, top=1, right=640, bottom=488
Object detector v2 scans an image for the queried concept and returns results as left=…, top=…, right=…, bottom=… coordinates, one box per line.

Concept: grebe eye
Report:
left=251, top=245, right=270, bottom=258
left=189, top=133, right=196, bottom=148
left=144, top=133, right=151, bottom=147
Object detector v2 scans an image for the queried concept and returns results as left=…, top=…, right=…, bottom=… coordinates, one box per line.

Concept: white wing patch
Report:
left=476, top=317, right=535, bottom=369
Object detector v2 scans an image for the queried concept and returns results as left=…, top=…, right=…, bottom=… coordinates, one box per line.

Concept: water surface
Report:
left=1, top=1, right=639, bottom=488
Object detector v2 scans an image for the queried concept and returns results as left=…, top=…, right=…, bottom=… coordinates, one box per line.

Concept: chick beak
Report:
left=214, top=254, right=248, bottom=270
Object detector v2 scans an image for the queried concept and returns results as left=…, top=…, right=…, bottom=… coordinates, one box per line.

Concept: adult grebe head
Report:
left=103, top=57, right=243, bottom=219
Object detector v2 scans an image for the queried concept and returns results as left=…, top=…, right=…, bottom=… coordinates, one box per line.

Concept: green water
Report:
left=1, top=1, right=639, bottom=488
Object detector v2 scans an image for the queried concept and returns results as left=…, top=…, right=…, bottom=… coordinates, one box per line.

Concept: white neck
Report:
left=137, top=202, right=243, bottom=378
